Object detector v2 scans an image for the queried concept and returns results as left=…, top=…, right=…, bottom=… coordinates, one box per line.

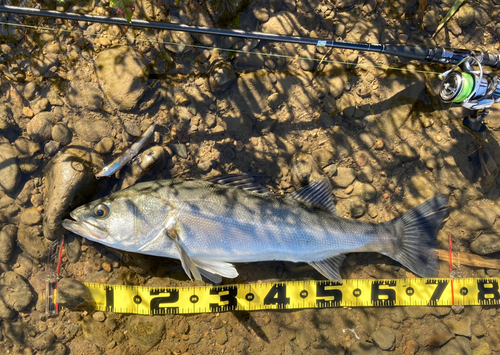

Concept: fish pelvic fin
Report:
left=309, top=254, right=346, bottom=283
left=386, top=194, right=449, bottom=278
left=167, top=228, right=203, bottom=281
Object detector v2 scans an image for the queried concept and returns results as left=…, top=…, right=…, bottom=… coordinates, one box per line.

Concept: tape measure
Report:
left=70, top=278, right=500, bottom=315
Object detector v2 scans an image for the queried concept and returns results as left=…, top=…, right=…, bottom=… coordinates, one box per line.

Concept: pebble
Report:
left=357, top=165, right=374, bottom=183
left=215, top=327, right=228, bottom=345
left=128, top=315, right=165, bottom=348
left=93, top=312, right=106, bottom=322
left=65, top=234, right=82, bottom=263
left=209, top=60, right=236, bottom=93
left=323, top=163, right=337, bottom=177
left=347, top=341, right=383, bottom=355
left=441, top=336, right=471, bottom=355
left=0, top=143, right=21, bottom=193
left=371, top=326, right=395, bottom=350
left=253, top=7, right=269, bottom=22
left=472, top=341, right=491, bottom=355
left=51, top=123, right=72, bottom=146
left=0, top=299, right=14, bottom=319
left=422, top=9, right=439, bottom=31
left=95, top=46, right=149, bottom=111
left=445, top=316, right=471, bottom=337
left=299, top=49, right=315, bottom=71
left=359, top=132, right=375, bottom=149
left=472, top=323, right=487, bottom=337
left=0, top=225, right=16, bottom=263
left=290, top=152, right=324, bottom=188
left=124, top=121, right=141, bottom=137
left=0, top=271, right=33, bottom=311
left=353, top=182, right=377, bottom=201
left=23, top=82, right=37, bottom=100
left=0, top=104, right=15, bottom=131
left=44, top=140, right=60, bottom=156
left=17, top=224, right=52, bottom=260
left=65, top=81, right=104, bottom=111
left=73, top=117, right=111, bottom=143
left=420, top=320, right=454, bottom=347
left=20, top=207, right=42, bottom=225
left=198, top=160, right=213, bottom=173
left=223, top=147, right=235, bottom=160
left=470, top=233, right=500, bottom=255
left=27, top=112, right=54, bottom=143
left=349, top=197, right=366, bottom=218
left=456, top=5, right=475, bottom=27
left=266, top=92, right=281, bottom=110
left=44, top=343, right=67, bottom=355
left=95, top=137, right=114, bottom=154
left=332, top=167, right=356, bottom=188
left=16, top=180, right=34, bottom=206
left=451, top=201, right=497, bottom=232
left=56, top=278, right=95, bottom=311
left=170, top=143, right=188, bottom=159
left=396, top=142, right=419, bottom=162
left=32, top=331, right=56, bottom=351
left=22, top=106, right=34, bottom=118
left=32, top=98, right=50, bottom=115
left=261, top=11, right=300, bottom=36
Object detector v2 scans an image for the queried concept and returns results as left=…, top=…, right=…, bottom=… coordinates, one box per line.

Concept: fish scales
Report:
left=63, top=175, right=449, bottom=283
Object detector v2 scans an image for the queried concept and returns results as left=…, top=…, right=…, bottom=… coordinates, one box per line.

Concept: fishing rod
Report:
left=1, top=4, right=499, bottom=130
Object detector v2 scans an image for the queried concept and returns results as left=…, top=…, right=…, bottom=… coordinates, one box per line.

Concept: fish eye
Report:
left=94, top=204, right=110, bottom=218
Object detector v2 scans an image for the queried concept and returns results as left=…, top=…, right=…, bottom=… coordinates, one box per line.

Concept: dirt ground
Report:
left=0, top=0, right=500, bottom=354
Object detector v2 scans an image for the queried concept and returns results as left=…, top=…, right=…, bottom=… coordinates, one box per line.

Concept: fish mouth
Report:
left=62, top=212, right=108, bottom=240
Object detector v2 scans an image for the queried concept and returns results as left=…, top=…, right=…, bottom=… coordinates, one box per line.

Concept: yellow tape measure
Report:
left=78, top=278, right=500, bottom=315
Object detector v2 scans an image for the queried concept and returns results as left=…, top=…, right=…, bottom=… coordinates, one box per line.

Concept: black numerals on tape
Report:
left=316, top=282, right=342, bottom=307
left=371, top=281, right=396, bottom=306
left=150, top=289, right=180, bottom=314
left=263, top=283, right=290, bottom=308
left=478, top=280, right=500, bottom=304
left=210, top=286, right=238, bottom=312
left=427, top=280, right=448, bottom=305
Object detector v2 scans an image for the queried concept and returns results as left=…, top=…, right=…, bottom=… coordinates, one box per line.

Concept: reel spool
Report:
left=439, top=56, right=500, bottom=110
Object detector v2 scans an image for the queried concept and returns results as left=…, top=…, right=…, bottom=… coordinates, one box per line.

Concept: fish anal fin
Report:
left=287, top=177, right=338, bottom=215
left=309, top=254, right=346, bottom=283
left=192, top=258, right=239, bottom=284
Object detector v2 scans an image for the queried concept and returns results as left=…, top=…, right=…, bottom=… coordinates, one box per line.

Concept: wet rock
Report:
left=312, top=149, right=334, bottom=169
left=43, top=145, right=102, bottom=241
left=128, top=315, right=165, bottom=348
left=349, top=197, right=366, bottom=218
left=0, top=225, right=17, bottom=263
left=44, top=140, right=61, bottom=156
left=267, top=92, right=281, bottom=110
left=0, top=299, right=15, bottom=319
left=65, top=234, right=82, bottom=263
left=0, top=143, right=21, bottom=193
left=371, top=326, right=395, bottom=350
left=441, top=336, right=471, bottom=355
left=56, top=278, right=95, bottom=311
left=65, top=81, right=104, bottom=111
left=353, top=181, right=377, bottom=201
left=0, top=104, right=15, bottom=131
left=470, top=233, right=500, bottom=255
left=291, top=152, right=324, bottom=188
left=261, top=12, right=300, bottom=36
left=332, top=167, right=356, bottom=188
left=456, top=5, right=475, bottom=27
left=347, top=341, right=383, bottom=355
left=95, top=46, right=149, bottom=111
left=17, top=224, right=52, bottom=260
left=209, top=60, right=236, bottom=92
left=51, top=123, right=72, bottom=146
left=32, top=331, right=56, bottom=351
left=445, top=316, right=471, bottom=337
left=0, top=271, right=33, bottom=311
left=165, top=16, right=194, bottom=54
left=420, top=320, right=454, bottom=347
left=26, top=112, right=54, bottom=143
left=20, top=207, right=42, bottom=225
left=72, top=117, right=111, bottom=143
left=95, top=137, right=114, bottom=154
left=82, top=315, right=112, bottom=348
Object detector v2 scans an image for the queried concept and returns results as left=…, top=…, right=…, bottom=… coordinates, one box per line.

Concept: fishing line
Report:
left=0, top=20, right=441, bottom=75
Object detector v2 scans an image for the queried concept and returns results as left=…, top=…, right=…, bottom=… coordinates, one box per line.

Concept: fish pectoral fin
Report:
left=309, top=254, right=346, bottom=283
left=192, top=258, right=239, bottom=284
left=172, top=239, right=203, bottom=281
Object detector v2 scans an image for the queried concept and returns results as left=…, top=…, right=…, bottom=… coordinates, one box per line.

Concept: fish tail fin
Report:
left=387, top=195, right=449, bottom=278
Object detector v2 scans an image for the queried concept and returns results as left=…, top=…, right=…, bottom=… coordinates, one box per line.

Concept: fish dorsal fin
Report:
left=205, top=174, right=272, bottom=194
left=287, top=177, right=338, bottom=215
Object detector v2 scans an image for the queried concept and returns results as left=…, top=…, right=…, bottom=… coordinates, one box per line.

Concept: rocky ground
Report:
left=1, top=0, right=500, bottom=354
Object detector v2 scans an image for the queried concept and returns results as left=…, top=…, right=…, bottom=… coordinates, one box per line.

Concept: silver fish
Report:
left=62, top=175, right=448, bottom=283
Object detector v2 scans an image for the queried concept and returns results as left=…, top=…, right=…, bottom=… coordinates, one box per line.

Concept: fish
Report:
left=95, top=121, right=157, bottom=178
left=62, top=174, right=449, bottom=283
